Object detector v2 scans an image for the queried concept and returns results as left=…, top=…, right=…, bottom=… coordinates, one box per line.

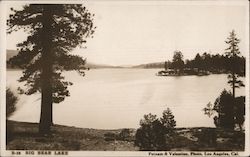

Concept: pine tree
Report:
left=7, top=4, right=95, bottom=134
left=213, top=90, right=235, bottom=129
left=136, top=113, right=166, bottom=150
left=172, top=51, right=184, bottom=74
left=135, top=108, right=176, bottom=150
left=160, top=108, right=176, bottom=129
left=225, top=30, right=244, bottom=98
left=194, top=53, right=202, bottom=70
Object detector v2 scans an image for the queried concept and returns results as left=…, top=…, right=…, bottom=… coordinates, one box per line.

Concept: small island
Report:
left=156, top=51, right=245, bottom=77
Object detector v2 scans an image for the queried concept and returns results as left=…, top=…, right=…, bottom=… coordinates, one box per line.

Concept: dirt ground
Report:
left=6, top=121, right=244, bottom=151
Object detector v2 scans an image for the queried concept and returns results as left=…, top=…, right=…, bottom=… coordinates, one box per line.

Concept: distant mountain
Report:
left=85, top=62, right=123, bottom=69
left=6, top=49, right=122, bottom=69
left=6, top=49, right=165, bottom=69
left=131, top=62, right=165, bottom=69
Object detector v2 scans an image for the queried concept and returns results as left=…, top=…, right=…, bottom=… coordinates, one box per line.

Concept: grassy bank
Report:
left=7, top=121, right=244, bottom=151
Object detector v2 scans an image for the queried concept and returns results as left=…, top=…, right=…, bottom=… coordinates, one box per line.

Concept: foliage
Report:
left=135, top=118, right=166, bottom=150
left=160, top=108, right=176, bottom=129
left=6, top=88, right=18, bottom=144
left=213, top=90, right=234, bottom=129
left=185, top=52, right=245, bottom=74
left=104, top=129, right=133, bottom=142
left=193, top=53, right=202, bottom=69
left=6, top=88, right=18, bottom=118
left=171, top=51, right=184, bottom=73
left=203, top=102, right=214, bottom=118
left=7, top=121, right=245, bottom=151
left=118, top=129, right=133, bottom=141
left=234, top=96, right=245, bottom=131
left=139, top=113, right=157, bottom=126
left=7, top=4, right=95, bottom=134
left=104, top=132, right=118, bottom=141
left=196, top=128, right=216, bottom=146
left=134, top=51, right=245, bottom=72
left=203, top=89, right=245, bottom=130
left=224, top=30, right=244, bottom=98
left=135, top=108, right=176, bottom=150
left=203, top=31, right=245, bottom=131
left=7, top=4, right=95, bottom=103
left=170, top=49, right=244, bottom=75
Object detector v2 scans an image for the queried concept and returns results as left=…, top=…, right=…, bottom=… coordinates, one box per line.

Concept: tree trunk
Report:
left=232, top=72, right=235, bottom=99
left=39, top=5, right=53, bottom=135
left=231, top=72, right=236, bottom=130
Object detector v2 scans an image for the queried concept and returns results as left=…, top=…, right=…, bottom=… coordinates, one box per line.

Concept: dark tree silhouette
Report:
left=204, top=89, right=245, bottom=131
left=172, top=51, right=184, bottom=74
left=135, top=108, right=176, bottom=150
left=224, top=30, right=244, bottom=98
left=160, top=108, right=176, bottom=129
left=234, top=96, right=245, bottom=131
left=6, top=88, right=18, bottom=118
left=193, top=53, right=202, bottom=70
left=7, top=4, right=95, bottom=134
left=213, top=90, right=235, bottom=130
left=6, top=88, right=18, bottom=144
left=135, top=118, right=166, bottom=150
left=184, top=52, right=245, bottom=74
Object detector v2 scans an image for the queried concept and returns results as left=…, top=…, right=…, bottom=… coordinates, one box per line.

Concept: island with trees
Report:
left=156, top=48, right=245, bottom=77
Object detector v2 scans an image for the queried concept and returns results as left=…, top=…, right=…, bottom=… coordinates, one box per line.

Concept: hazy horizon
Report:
left=6, top=1, right=249, bottom=66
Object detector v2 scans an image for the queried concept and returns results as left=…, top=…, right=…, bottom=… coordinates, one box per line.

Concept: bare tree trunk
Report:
left=39, top=5, right=53, bottom=135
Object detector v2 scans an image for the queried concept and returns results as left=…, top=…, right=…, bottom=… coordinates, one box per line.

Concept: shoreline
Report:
left=7, top=120, right=245, bottom=151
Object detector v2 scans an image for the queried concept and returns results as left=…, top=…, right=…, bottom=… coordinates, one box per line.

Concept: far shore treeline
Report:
left=133, top=52, right=245, bottom=76
left=7, top=50, right=245, bottom=76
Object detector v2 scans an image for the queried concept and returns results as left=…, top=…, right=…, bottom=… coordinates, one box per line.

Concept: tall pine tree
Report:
left=7, top=4, right=95, bottom=134
left=225, top=30, right=244, bottom=98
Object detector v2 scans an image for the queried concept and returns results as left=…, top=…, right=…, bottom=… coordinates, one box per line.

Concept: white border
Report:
left=0, top=1, right=7, bottom=156
left=244, top=0, right=250, bottom=154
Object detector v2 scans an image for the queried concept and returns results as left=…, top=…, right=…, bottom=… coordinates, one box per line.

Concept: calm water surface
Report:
left=7, top=69, right=245, bottom=129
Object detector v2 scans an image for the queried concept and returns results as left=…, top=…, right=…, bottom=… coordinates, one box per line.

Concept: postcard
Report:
left=0, top=0, right=249, bottom=156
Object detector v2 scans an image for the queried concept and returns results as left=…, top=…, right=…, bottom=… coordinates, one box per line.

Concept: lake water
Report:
left=7, top=69, right=245, bottom=129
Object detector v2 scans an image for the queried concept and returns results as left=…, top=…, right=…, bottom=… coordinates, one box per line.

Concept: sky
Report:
left=6, top=0, right=249, bottom=66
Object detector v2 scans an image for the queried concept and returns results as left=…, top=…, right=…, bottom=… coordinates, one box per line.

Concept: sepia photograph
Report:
left=0, top=0, right=249, bottom=156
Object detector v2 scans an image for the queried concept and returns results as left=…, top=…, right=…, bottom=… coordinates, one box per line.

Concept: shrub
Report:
left=135, top=108, right=176, bottom=150
left=197, top=128, right=217, bottom=146
left=118, top=129, right=133, bottom=141
left=213, top=90, right=234, bottom=129
left=204, top=89, right=245, bottom=131
left=104, top=132, right=117, bottom=141
left=135, top=119, right=166, bottom=150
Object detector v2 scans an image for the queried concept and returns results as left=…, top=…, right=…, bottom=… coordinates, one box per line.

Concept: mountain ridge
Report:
left=6, top=49, right=123, bottom=69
